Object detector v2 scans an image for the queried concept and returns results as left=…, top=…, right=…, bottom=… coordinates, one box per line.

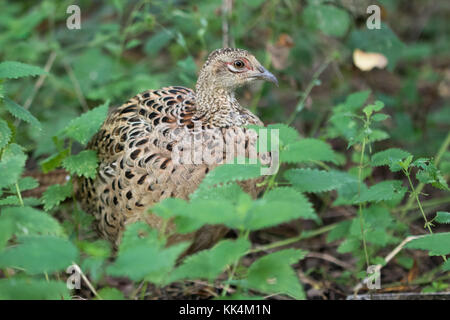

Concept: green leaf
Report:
left=281, top=138, right=337, bottom=164
left=14, top=176, right=39, bottom=192
left=0, top=119, right=11, bottom=150
left=0, top=143, right=27, bottom=189
left=107, top=223, right=189, bottom=283
left=247, top=249, right=307, bottom=299
left=303, top=4, right=351, bottom=37
left=344, top=90, right=371, bottom=111
left=41, top=182, right=73, bottom=211
left=3, top=97, right=42, bottom=130
left=363, top=101, right=385, bottom=117
left=0, top=278, right=69, bottom=300
left=285, top=168, right=358, bottom=193
left=0, top=206, right=65, bottom=238
left=62, top=150, right=99, bottom=179
left=0, top=235, right=78, bottom=274
left=0, top=61, right=46, bottom=79
left=144, top=30, right=173, bottom=55
left=77, top=239, right=111, bottom=258
left=356, top=180, right=406, bottom=203
left=96, top=287, right=125, bottom=300
left=40, top=148, right=70, bottom=173
left=371, top=148, right=412, bottom=172
left=435, top=212, right=450, bottom=224
left=64, top=101, right=109, bottom=145
left=169, top=238, right=250, bottom=282
left=406, top=233, right=450, bottom=256
left=414, top=161, right=449, bottom=191
left=199, top=161, right=262, bottom=190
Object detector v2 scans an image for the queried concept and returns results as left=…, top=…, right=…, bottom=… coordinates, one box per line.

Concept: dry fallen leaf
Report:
left=353, top=48, right=388, bottom=71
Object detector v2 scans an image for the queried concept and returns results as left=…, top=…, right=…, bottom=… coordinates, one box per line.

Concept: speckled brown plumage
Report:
left=75, top=48, right=277, bottom=255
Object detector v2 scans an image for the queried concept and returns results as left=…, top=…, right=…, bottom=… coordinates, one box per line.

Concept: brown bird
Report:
left=76, top=48, right=277, bottom=255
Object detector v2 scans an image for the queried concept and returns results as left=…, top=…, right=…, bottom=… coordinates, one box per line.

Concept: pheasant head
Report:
left=195, top=48, right=277, bottom=120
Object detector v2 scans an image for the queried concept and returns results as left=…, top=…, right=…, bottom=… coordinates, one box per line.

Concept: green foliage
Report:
left=63, top=101, right=109, bottom=145
left=303, top=4, right=351, bottom=37
left=0, top=119, right=11, bottom=150
left=0, top=279, right=69, bottom=300
left=0, top=235, right=78, bottom=274
left=169, top=238, right=250, bottom=282
left=62, top=150, right=99, bottom=179
left=0, top=61, right=46, bottom=79
left=371, top=148, right=412, bottom=172
left=0, top=143, right=27, bottom=189
left=3, top=97, right=41, bottom=130
left=285, top=168, right=357, bottom=193
left=434, top=212, right=450, bottom=224
left=246, top=249, right=307, bottom=300
left=41, top=182, right=73, bottom=211
left=406, top=233, right=450, bottom=256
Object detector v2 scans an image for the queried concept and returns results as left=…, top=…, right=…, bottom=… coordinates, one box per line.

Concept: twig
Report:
left=72, top=263, right=102, bottom=299
left=222, top=0, right=233, bottom=48
left=306, top=252, right=354, bottom=270
left=352, top=235, right=423, bottom=295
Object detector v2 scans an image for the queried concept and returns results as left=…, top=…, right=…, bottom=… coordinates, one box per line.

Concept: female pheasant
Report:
left=76, top=48, right=277, bottom=255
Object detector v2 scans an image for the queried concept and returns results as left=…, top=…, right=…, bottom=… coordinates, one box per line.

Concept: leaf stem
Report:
left=15, top=183, right=24, bottom=207
left=357, top=137, right=370, bottom=268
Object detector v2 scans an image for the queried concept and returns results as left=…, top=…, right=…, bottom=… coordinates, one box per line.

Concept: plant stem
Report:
left=357, top=138, right=370, bottom=269
left=248, top=222, right=338, bottom=254
left=405, top=172, right=433, bottom=234
left=15, top=183, right=24, bottom=207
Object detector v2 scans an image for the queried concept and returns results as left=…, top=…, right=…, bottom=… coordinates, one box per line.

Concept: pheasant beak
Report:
left=253, top=66, right=278, bottom=86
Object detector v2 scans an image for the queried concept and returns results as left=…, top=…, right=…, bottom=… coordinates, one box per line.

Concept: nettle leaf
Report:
left=246, top=188, right=318, bottom=229
left=169, top=238, right=250, bottom=283
left=281, top=138, right=337, bottom=164
left=0, top=206, right=65, bottom=238
left=344, top=90, right=371, bottom=111
left=64, top=100, right=109, bottom=145
left=62, top=150, right=99, bottom=179
left=285, top=168, right=358, bottom=193
left=356, top=180, right=406, bottom=203
left=41, top=182, right=73, bottom=211
left=414, top=161, right=449, bottom=191
left=190, top=182, right=245, bottom=201
left=0, top=61, right=46, bottom=79
left=40, top=148, right=70, bottom=173
left=14, top=176, right=39, bottom=192
left=153, top=197, right=237, bottom=233
left=0, top=278, right=69, bottom=300
left=107, top=223, right=189, bottom=283
left=3, top=97, right=41, bottom=130
left=267, top=123, right=301, bottom=146
left=0, top=119, right=12, bottom=150
left=0, top=143, right=27, bottom=189
left=0, top=235, right=78, bottom=274
left=247, top=249, right=307, bottom=300
left=435, top=212, right=450, bottom=224
left=303, top=4, right=351, bottom=37
left=406, top=233, right=450, bottom=256
left=199, top=161, right=262, bottom=190
left=371, top=148, right=412, bottom=172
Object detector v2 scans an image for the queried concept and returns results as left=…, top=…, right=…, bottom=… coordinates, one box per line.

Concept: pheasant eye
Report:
left=233, top=60, right=245, bottom=68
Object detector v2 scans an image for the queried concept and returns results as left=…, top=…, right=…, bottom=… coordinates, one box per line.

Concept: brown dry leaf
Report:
left=353, top=49, right=388, bottom=71
left=267, top=34, right=294, bottom=70
left=407, top=260, right=419, bottom=283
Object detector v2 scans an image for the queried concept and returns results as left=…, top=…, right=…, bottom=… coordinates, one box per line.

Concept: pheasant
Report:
left=76, top=48, right=277, bottom=255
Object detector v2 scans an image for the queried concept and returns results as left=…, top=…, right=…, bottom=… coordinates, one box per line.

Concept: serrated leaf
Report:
left=344, top=90, right=371, bottom=111
left=62, top=150, right=99, bottom=179
left=169, top=238, right=250, bottom=282
left=64, top=101, right=109, bottom=145
left=15, top=176, right=39, bottom=191
left=0, top=143, right=27, bottom=189
left=435, top=212, right=450, bottom=224
left=247, top=249, right=307, bottom=300
left=190, top=182, right=245, bottom=201
left=415, top=161, right=449, bottom=191
left=371, top=148, right=412, bottom=172
left=406, top=233, right=450, bottom=256
left=0, top=61, right=46, bottom=79
left=356, top=180, right=406, bottom=203
left=285, top=168, right=358, bottom=193
left=0, top=119, right=11, bottom=150
left=3, top=97, right=41, bottom=130
left=0, top=278, right=69, bottom=300
left=41, top=182, right=73, bottom=211
left=199, top=162, right=262, bottom=190
left=107, top=239, right=188, bottom=283
left=0, top=235, right=78, bottom=274
left=0, top=206, right=65, bottom=237
left=372, top=113, right=390, bottom=122
left=281, top=138, right=337, bottom=164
